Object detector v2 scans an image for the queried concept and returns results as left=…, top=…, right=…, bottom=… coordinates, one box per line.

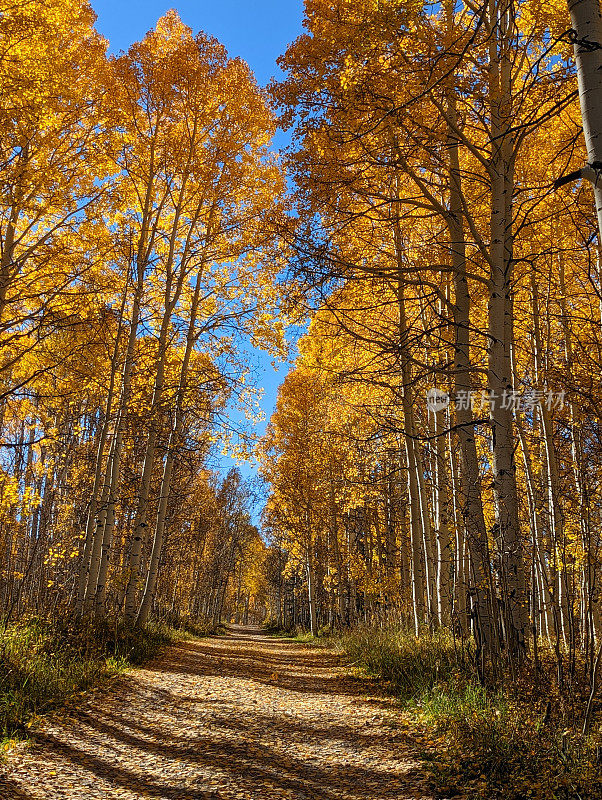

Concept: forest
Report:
left=3, top=0, right=602, bottom=798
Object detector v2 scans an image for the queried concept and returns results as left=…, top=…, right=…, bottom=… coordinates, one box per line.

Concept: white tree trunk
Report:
left=75, top=301, right=124, bottom=615
left=392, top=226, right=427, bottom=634
left=487, top=0, right=528, bottom=663
left=568, top=0, right=602, bottom=237
left=135, top=254, right=207, bottom=625
left=87, top=269, right=143, bottom=617
left=446, top=87, right=499, bottom=666
left=307, top=549, right=318, bottom=636
left=434, top=405, right=452, bottom=625
left=122, top=313, right=170, bottom=623
left=123, top=183, right=194, bottom=624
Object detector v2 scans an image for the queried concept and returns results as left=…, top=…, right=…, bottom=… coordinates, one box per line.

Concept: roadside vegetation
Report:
left=0, top=617, right=188, bottom=748
left=337, top=625, right=602, bottom=800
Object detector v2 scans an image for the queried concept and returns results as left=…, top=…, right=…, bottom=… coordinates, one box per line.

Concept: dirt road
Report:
left=0, top=627, right=431, bottom=800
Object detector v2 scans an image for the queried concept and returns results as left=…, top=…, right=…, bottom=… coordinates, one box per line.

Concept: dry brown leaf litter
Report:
left=0, top=626, right=433, bottom=800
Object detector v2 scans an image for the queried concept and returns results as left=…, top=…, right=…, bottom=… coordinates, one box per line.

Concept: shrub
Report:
left=337, top=625, right=602, bottom=799
left=0, top=616, right=180, bottom=743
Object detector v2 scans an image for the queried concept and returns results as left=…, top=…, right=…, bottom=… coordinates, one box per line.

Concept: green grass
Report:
left=267, top=628, right=318, bottom=642
left=0, top=616, right=184, bottom=748
left=264, top=620, right=329, bottom=643
left=336, top=625, right=602, bottom=800
left=340, top=624, right=458, bottom=698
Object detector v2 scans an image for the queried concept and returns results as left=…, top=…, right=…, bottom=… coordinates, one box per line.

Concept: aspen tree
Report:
left=557, top=0, right=602, bottom=239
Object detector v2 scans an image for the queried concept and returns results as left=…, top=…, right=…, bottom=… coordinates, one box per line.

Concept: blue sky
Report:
left=91, top=1, right=305, bottom=492
left=92, top=0, right=304, bottom=85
